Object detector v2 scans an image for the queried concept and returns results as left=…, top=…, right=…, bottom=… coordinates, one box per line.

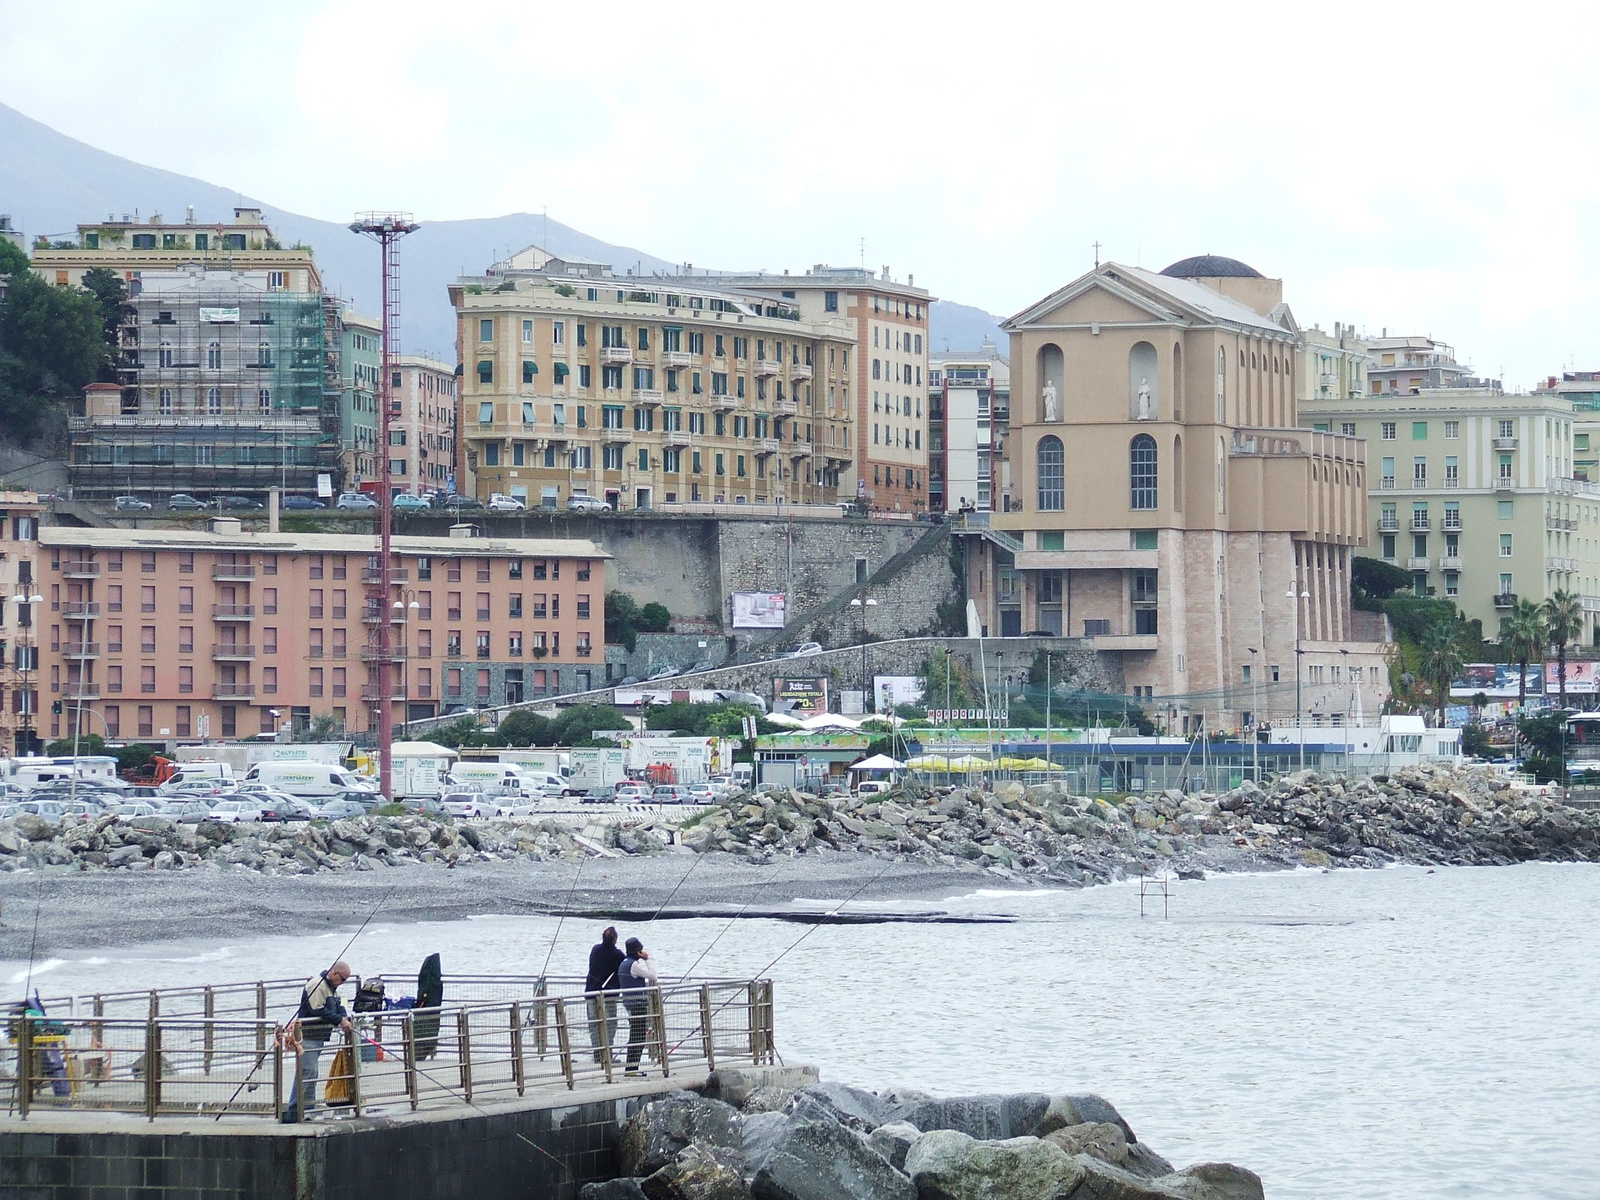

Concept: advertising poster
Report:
left=1545, top=660, right=1599, bottom=693
left=774, top=677, right=829, bottom=716
left=873, top=674, right=925, bottom=713
left=732, top=592, right=787, bottom=629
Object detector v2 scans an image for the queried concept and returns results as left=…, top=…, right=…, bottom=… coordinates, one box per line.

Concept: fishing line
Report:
left=214, top=880, right=397, bottom=1119
left=536, top=853, right=585, bottom=981
left=676, top=852, right=795, bottom=981
left=645, top=847, right=705, bottom=926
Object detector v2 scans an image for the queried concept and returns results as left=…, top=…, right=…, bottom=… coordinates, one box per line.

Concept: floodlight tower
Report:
left=349, top=211, right=419, bottom=802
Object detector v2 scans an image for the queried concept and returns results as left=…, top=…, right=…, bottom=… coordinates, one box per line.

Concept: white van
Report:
left=243, top=761, right=375, bottom=799
left=448, top=763, right=539, bottom=798
left=159, top=761, right=236, bottom=794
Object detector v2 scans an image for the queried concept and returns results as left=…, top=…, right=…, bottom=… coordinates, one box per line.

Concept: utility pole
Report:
left=349, top=213, right=419, bottom=802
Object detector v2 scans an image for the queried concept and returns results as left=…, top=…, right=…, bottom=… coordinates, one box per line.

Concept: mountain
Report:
left=0, top=101, right=1004, bottom=361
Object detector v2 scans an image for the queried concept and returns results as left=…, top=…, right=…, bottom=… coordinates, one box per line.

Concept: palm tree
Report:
left=1503, top=599, right=1548, bottom=717
left=1419, top=623, right=1465, bottom=727
left=1542, top=589, right=1585, bottom=710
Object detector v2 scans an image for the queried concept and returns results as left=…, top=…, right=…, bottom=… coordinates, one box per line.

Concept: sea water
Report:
left=6, top=862, right=1598, bottom=1199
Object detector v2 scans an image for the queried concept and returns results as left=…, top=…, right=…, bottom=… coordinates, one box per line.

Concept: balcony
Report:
left=212, top=564, right=255, bottom=580
left=64, top=683, right=101, bottom=699
left=660, top=350, right=692, bottom=368
left=772, top=398, right=798, bottom=416
left=64, top=603, right=100, bottom=620
left=1493, top=436, right=1519, bottom=451
left=360, top=644, right=407, bottom=662
left=1494, top=593, right=1518, bottom=608
left=61, top=560, right=100, bottom=579
left=713, top=394, right=738, bottom=411
left=62, top=642, right=100, bottom=659
left=1380, top=477, right=1395, bottom=490
left=1410, top=516, right=1431, bottom=532
left=212, top=683, right=256, bottom=699
left=212, top=604, right=255, bottom=621
left=662, top=430, right=692, bottom=448
left=1547, top=556, right=1580, bottom=573
left=211, top=643, right=256, bottom=660
left=360, top=686, right=408, bottom=701
left=790, top=363, right=812, bottom=381
left=754, top=438, right=780, bottom=456
left=602, top=347, right=633, bottom=364
left=1378, top=515, right=1399, bottom=532
left=1443, top=514, right=1463, bottom=530
left=361, top=567, right=410, bottom=584
left=1494, top=477, right=1516, bottom=493
left=600, top=427, right=631, bottom=444
left=1547, top=516, right=1577, bottom=531
left=633, top=389, right=663, bottom=406
left=1440, top=556, right=1464, bottom=571
left=1091, top=633, right=1159, bottom=652
left=1407, top=556, right=1432, bottom=571
left=754, top=359, right=780, bottom=377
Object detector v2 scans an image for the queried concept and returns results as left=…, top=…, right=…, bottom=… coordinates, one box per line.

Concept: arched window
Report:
left=1172, top=342, right=1183, bottom=420
left=1130, top=435, right=1157, bottom=510
left=1037, top=436, right=1065, bottom=511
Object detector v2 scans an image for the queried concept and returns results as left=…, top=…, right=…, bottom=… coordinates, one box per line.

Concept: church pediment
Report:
left=1007, top=273, right=1182, bottom=331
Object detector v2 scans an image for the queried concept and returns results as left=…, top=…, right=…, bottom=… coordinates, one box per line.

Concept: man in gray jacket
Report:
left=283, top=960, right=354, bottom=1122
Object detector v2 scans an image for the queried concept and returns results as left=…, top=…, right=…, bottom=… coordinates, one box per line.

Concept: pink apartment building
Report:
left=38, top=521, right=607, bottom=743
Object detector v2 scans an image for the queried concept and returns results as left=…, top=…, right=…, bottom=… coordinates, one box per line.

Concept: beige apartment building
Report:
left=974, top=255, right=1390, bottom=734
left=31, top=207, right=321, bottom=294
left=1302, top=387, right=1600, bottom=641
left=1298, top=323, right=1368, bottom=402
left=389, top=354, right=459, bottom=495
left=700, top=268, right=934, bottom=513
left=36, top=522, right=607, bottom=745
left=0, top=492, right=44, bottom=753
left=450, top=267, right=855, bottom=509
left=1366, top=335, right=1469, bottom=395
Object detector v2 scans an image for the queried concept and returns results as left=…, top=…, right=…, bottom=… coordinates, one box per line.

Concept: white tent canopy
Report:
left=850, top=753, right=906, bottom=772
left=390, top=740, right=459, bottom=759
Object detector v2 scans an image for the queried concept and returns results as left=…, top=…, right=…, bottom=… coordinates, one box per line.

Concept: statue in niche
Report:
left=1136, top=377, right=1153, bottom=420
left=1042, top=380, right=1060, bottom=422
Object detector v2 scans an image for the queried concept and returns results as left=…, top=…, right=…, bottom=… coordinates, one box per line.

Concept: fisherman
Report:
left=584, top=926, right=625, bottom=1063
left=617, top=937, right=659, bottom=1076
left=283, top=960, right=354, bottom=1123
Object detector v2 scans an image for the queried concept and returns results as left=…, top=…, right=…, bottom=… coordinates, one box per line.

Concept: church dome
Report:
left=1160, top=255, right=1263, bottom=279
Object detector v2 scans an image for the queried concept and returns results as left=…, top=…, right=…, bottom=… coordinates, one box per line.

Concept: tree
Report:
left=496, top=709, right=552, bottom=747
left=605, top=591, right=641, bottom=651
left=638, top=602, right=671, bottom=633
left=0, top=270, right=106, bottom=444
left=0, top=238, right=27, bottom=276
left=1502, top=599, right=1547, bottom=717
left=1351, top=555, right=1414, bottom=603
left=79, top=267, right=133, bottom=382
left=1542, top=589, right=1584, bottom=710
left=294, top=714, right=344, bottom=742
left=1419, top=622, right=1465, bottom=727
left=46, top=733, right=106, bottom=757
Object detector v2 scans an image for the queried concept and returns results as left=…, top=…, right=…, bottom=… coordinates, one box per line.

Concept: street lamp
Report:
left=1247, top=647, right=1260, bottom=782
left=10, top=593, right=43, bottom=756
left=849, top=595, right=878, bottom=712
left=1287, top=583, right=1311, bottom=771
left=390, top=592, right=422, bottom=736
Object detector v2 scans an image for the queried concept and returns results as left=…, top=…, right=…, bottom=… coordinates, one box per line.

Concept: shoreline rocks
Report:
left=587, top=1078, right=1263, bottom=1200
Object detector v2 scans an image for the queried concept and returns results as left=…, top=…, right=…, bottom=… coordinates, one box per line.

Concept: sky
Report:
left=3, top=0, right=1598, bottom=388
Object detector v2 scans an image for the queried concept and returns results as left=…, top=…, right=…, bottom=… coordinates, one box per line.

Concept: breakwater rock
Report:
left=681, top=763, right=1600, bottom=883
left=587, top=1079, right=1263, bottom=1200
left=0, top=810, right=672, bottom=875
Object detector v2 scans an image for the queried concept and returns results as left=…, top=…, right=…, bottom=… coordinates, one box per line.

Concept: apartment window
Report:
left=509, top=593, right=523, bottom=618
left=577, top=594, right=591, bottom=619
left=1444, top=421, right=1459, bottom=439
left=310, top=667, right=324, bottom=697
left=178, top=586, right=193, bottom=614
left=175, top=706, right=189, bottom=737
left=417, top=557, right=432, bottom=581
left=1412, top=421, right=1428, bottom=440
left=477, top=593, right=491, bottom=621
left=1499, top=419, right=1515, bottom=439
left=141, top=665, right=155, bottom=694
left=178, top=626, right=193, bottom=654
left=1445, top=456, right=1458, bottom=487
left=107, top=665, right=122, bottom=693
left=508, top=633, right=523, bottom=657
left=139, top=706, right=154, bottom=738
left=263, top=588, right=277, bottom=615
left=1340, top=423, right=1356, bottom=436
left=108, top=626, right=123, bottom=654
left=309, top=555, right=324, bottom=580
left=1500, top=533, right=1513, bottom=557
left=141, top=552, right=156, bottom=573
left=309, top=589, right=324, bottom=619
left=264, top=627, right=277, bottom=653
left=479, top=318, right=493, bottom=343
left=178, top=665, right=193, bottom=694
left=476, top=631, right=491, bottom=659
left=1412, top=457, right=1427, bottom=485
left=1499, top=454, right=1513, bottom=481
left=1381, top=422, right=1396, bottom=440
left=141, top=626, right=156, bottom=654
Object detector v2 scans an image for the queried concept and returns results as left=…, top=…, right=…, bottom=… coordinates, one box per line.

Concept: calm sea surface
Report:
left=6, top=862, right=1598, bottom=1199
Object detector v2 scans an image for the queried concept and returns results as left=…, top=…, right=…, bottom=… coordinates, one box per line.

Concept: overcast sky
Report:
left=4, top=0, right=1597, bottom=387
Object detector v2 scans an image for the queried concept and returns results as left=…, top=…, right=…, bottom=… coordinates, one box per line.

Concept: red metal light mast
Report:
left=349, top=212, right=419, bottom=801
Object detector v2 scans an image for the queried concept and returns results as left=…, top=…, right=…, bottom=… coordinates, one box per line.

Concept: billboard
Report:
left=1545, top=661, right=1600, bottom=693
left=774, top=677, right=829, bottom=716
left=1451, top=663, right=1545, bottom=697
left=732, top=592, right=787, bottom=629
left=873, top=674, right=925, bottom=714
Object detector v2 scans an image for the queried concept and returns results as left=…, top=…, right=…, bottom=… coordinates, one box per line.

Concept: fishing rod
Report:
left=535, top=854, right=585, bottom=981
left=212, top=881, right=397, bottom=1120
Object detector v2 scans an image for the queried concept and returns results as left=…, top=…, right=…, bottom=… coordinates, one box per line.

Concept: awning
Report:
left=849, top=753, right=906, bottom=771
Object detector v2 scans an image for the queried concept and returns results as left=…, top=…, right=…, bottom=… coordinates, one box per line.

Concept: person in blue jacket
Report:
left=283, top=960, right=353, bottom=1122
left=585, top=927, right=626, bottom=1062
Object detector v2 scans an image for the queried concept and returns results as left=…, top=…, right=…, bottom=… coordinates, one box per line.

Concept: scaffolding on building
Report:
left=68, top=269, right=343, bottom=501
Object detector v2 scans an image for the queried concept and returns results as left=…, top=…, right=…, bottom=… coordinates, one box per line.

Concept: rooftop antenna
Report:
left=859, top=237, right=865, bottom=270
left=1093, top=240, right=1102, bottom=269
left=348, top=210, right=420, bottom=806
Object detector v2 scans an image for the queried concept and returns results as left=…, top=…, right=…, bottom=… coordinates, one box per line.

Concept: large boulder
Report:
left=617, top=1091, right=743, bottom=1178
left=642, top=1144, right=751, bottom=1200
left=580, top=1182, right=648, bottom=1200
left=1069, top=1154, right=1186, bottom=1198
left=1044, top=1122, right=1128, bottom=1167
left=13, top=813, right=57, bottom=842
left=1153, top=1163, right=1264, bottom=1200
left=904, top=1130, right=1084, bottom=1200
left=750, top=1115, right=915, bottom=1200
left=1039, top=1093, right=1138, bottom=1143
left=867, top=1121, right=920, bottom=1172
left=889, top=1093, right=1051, bottom=1141
left=795, top=1082, right=893, bottom=1131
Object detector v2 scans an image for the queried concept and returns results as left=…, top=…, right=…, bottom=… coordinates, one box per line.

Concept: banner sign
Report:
left=200, top=307, right=240, bottom=324
left=927, top=706, right=1010, bottom=723
left=873, top=674, right=925, bottom=713
left=1545, top=661, right=1600, bottom=693
left=732, top=592, right=787, bottom=629
left=774, top=677, right=828, bottom=716
left=1452, top=663, right=1545, bottom=696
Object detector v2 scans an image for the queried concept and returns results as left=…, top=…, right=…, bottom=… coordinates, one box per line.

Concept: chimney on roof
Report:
left=186, top=206, right=195, bottom=224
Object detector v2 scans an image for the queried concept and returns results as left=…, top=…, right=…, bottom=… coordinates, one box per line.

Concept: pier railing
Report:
left=3, top=977, right=775, bottom=1121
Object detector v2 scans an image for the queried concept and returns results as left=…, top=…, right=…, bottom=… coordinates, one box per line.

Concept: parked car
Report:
left=615, top=782, right=651, bottom=803
left=281, top=495, right=327, bottom=510
left=493, top=799, right=541, bottom=818
left=440, top=791, right=495, bottom=818
left=651, top=785, right=690, bottom=805
left=217, top=495, right=264, bottom=511
left=399, top=797, right=443, bottom=816
left=488, top=493, right=526, bottom=512
left=566, top=493, right=611, bottom=513
left=206, top=800, right=265, bottom=823
left=684, top=784, right=716, bottom=804
left=438, top=495, right=485, bottom=514
left=684, top=660, right=717, bottom=675
left=785, top=642, right=824, bottom=657
left=159, top=799, right=213, bottom=823
left=335, top=491, right=378, bottom=511
left=647, top=664, right=680, bottom=680
left=110, top=802, right=162, bottom=820
left=167, top=493, right=209, bottom=511
left=314, top=800, right=367, bottom=820
left=114, top=495, right=152, bottom=512
left=580, top=787, right=617, bottom=804
left=392, top=493, right=431, bottom=513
